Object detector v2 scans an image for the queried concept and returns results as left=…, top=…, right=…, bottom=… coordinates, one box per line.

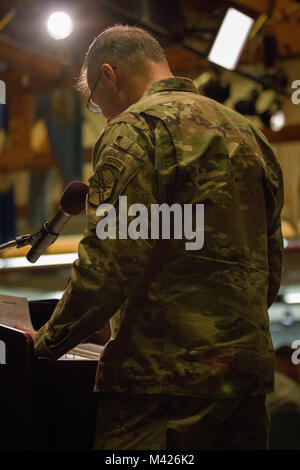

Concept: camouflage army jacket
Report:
left=33, top=77, right=284, bottom=398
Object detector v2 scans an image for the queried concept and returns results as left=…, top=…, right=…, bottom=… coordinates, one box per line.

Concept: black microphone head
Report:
left=60, top=181, right=89, bottom=215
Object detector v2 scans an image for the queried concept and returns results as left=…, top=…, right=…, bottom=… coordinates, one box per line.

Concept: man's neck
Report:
left=126, top=70, right=174, bottom=106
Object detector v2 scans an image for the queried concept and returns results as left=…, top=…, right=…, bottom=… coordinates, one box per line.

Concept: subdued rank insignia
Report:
left=88, top=166, right=116, bottom=207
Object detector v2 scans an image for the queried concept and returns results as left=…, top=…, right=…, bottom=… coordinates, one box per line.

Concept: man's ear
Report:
left=102, top=63, right=119, bottom=92
left=101, top=63, right=116, bottom=81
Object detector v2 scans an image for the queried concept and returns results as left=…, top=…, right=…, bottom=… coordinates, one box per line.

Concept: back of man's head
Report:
left=76, top=25, right=170, bottom=98
left=87, top=25, right=168, bottom=70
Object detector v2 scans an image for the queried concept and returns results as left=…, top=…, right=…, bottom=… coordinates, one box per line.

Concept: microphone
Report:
left=26, top=181, right=88, bottom=263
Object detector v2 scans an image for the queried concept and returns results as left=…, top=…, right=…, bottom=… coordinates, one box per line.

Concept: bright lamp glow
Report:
left=270, top=110, right=285, bottom=132
left=284, top=293, right=300, bottom=304
left=47, top=11, right=73, bottom=40
left=208, top=8, right=254, bottom=70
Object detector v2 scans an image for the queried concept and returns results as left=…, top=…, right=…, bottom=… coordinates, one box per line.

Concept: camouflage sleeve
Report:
left=255, top=128, right=284, bottom=309
left=33, top=117, right=157, bottom=359
left=266, top=178, right=284, bottom=309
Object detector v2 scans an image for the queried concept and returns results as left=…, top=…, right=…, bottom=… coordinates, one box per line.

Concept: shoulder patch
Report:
left=104, top=155, right=126, bottom=172
left=88, top=166, right=116, bottom=207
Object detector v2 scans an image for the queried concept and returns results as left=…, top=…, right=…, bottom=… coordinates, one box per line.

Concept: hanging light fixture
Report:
left=194, top=71, right=230, bottom=104
left=259, top=101, right=285, bottom=132
left=234, top=89, right=259, bottom=116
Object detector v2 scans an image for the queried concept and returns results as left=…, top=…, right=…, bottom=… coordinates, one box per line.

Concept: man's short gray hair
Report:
left=75, top=24, right=168, bottom=97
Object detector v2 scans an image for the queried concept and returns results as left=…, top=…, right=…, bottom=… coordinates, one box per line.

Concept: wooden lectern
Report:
left=0, top=300, right=98, bottom=450
left=0, top=324, right=34, bottom=449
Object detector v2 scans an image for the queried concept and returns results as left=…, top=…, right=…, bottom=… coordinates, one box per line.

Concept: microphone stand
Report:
left=0, top=181, right=88, bottom=262
left=0, top=225, right=58, bottom=255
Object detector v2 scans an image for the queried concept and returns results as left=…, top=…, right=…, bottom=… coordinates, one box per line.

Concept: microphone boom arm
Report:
left=0, top=181, right=88, bottom=263
left=0, top=219, right=62, bottom=261
left=0, top=232, right=41, bottom=254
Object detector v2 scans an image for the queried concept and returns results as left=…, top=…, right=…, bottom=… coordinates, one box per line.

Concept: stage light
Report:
left=194, top=72, right=230, bottom=104
left=260, top=69, right=289, bottom=91
left=259, top=101, right=285, bottom=132
left=208, top=8, right=254, bottom=71
left=263, top=34, right=277, bottom=68
left=284, top=293, right=300, bottom=304
left=234, top=89, right=259, bottom=116
left=281, top=311, right=294, bottom=326
left=47, top=11, right=73, bottom=40
left=270, top=109, right=285, bottom=132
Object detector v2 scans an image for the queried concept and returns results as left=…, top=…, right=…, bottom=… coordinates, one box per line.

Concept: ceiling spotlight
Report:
left=47, top=11, right=73, bottom=40
left=195, top=72, right=230, bottom=104
left=259, top=101, right=285, bottom=131
left=204, top=77, right=230, bottom=104
left=263, top=34, right=277, bottom=68
left=270, top=110, right=285, bottom=132
left=208, top=8, right=254, bottom=70
left=281, top=311, right=294, bottom=327
left=260, top=69, right=289, bottom=91
left=234, top=89, right=259, bottom=116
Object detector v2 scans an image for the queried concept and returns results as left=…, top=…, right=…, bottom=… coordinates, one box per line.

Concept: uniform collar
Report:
left=144, top=77, right=199, bottom=96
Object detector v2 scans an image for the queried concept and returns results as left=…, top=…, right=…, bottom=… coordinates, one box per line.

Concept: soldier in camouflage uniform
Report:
left=33, top=25, right=284, bottom=450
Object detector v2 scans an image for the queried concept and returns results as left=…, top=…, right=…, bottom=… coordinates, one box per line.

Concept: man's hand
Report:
left=14, top=324, right=36, bottom=339
left=84, top=322, right=111, bottom=346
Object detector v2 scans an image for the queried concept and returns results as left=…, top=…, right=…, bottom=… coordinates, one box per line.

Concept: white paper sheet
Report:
left=0, top=294, right=32, bottom=329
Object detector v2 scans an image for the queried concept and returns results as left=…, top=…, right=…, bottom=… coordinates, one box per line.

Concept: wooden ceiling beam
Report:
left=263, top=125, right=300, bottom=143
left=164, top=45, right=208, bottom=73
left=229, top=0, right=300, bottom=17
left=229, top=0, right=273, bottom=15
left=0, top=71, right=60, bottom=94
left=0, top=35, right=63, bottom=80
left=0, top=65, right=81, bottom=94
